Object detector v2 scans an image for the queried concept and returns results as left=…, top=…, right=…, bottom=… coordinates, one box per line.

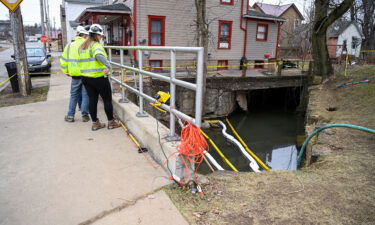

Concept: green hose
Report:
left=297, top=124, right=375, bottom=167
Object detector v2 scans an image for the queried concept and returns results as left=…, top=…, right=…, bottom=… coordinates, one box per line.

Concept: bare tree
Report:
left=194, top=0, right=209, bottom=75
left=312, top=0, right=354, bottom=79
left=360, top=0, right=375, bottom=51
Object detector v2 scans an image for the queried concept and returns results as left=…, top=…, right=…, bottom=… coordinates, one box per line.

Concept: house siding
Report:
left=114, top=0, right=246, bottom=63
left=108, top=0, right=278, bottom=66
left=253, top=4, right=303, bottom=48
left=206, top=0, right=245, bottom=61
left=278, top=7, right=302, bottom=47
left=64, top=1, right=102, bottom=43
left=336, top=23, right=362, bottom=57
left=246, top=20, right=278, bottom=60
left=136, top=0, right=197, bottom=61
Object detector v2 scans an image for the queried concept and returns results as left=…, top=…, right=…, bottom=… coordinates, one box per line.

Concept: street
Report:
left=0, top=44, right=14, bottom=92
left=0, top=41, right=46, bottom=92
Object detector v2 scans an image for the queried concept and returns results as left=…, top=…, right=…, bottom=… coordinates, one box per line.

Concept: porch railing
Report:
left=104, top=46, right=205, bottom=140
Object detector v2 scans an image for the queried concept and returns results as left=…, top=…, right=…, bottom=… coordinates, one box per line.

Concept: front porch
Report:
left=76, top=3, right=132, bottom=47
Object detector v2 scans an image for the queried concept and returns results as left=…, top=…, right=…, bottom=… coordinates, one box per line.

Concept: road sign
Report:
left=0, top=0, right=24, bottom=12
left=40, top=35, right=48, bottom=43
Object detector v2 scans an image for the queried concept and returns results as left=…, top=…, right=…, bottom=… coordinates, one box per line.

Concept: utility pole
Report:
left=45, top=0, right=51, bottom=52
left=53, top=17, right=56, bottom=39
left=40, top=0, right=46, bottom=50
left=10, top=7, right=31, bottom=96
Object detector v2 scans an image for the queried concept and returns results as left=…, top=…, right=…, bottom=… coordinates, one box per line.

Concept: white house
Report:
left=61, top=0, right=104, bottom=44
left=327, top=21, right=364, bottom=58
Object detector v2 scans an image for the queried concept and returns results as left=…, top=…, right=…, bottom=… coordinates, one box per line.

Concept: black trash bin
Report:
left=5, top=62, right=19, bottom=93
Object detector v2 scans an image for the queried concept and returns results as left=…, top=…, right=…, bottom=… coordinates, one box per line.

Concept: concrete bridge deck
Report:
left=0, top=54, right=188, bottom=225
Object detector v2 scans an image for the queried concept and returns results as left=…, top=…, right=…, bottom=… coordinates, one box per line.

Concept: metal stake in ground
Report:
left=10, top=7, right=31, bottom=96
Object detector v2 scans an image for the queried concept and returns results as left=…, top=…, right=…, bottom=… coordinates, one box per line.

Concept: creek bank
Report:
left=164, top=65, right=375, bottom=225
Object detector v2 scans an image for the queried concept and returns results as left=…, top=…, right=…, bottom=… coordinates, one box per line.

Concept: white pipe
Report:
left=204, top=151, right=224, bottom=171
left=218, top=121, right=261, bottom=172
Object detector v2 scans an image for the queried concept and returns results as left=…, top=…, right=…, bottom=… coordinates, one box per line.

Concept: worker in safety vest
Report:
left=79, top=24, right=120, bottom=131
left=60, top=25, right=90, bottom=123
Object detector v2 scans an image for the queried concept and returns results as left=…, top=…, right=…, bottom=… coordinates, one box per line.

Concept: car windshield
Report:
left=27, top=48, right=45, bottom=57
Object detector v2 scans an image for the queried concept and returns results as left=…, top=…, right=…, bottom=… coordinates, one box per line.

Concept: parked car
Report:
left=282, top=61, right=298, bottom=69
left=12, top=47, right=51, bottom=73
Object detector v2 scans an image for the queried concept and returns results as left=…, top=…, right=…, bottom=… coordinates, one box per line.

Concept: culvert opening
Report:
left=200, top=87, right=306, bottom=174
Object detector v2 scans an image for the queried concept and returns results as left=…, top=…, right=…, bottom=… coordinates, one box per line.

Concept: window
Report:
left=148, top=15, right=165, bottom=46
left=256, top=24, right=268, bottom=41
left=217, top=60, right=228, bottom=70
left=149, top=60, right=163, bottom=71
left=352, top=37, right=359, bottom=49
left=294, top=19, right=300, bottom=29
left=218, top=20, right=232, bottom=49
left=220, top=0, right=234, bottom=5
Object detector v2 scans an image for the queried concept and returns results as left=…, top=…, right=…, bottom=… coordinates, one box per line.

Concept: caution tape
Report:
left=360, top=50, right=375, bottom=53
left=0, top=72, right=66, bottom=87
left=111, top=62, right=278, bottom=72
left=0, top=73, right=17, bottom=87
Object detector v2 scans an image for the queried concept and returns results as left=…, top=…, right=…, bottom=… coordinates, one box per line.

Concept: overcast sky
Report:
left=0, top=0, right=62, bottom=27
left=0, top=0, right=313, bottom=28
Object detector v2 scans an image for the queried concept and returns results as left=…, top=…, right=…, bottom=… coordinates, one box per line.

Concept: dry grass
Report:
left=0, top=87, right=49, bottom=107
left=165, top=65, right=375, bottom=225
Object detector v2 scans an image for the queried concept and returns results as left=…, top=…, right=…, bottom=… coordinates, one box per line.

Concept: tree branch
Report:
left=322, top=0, right=354, bottom=31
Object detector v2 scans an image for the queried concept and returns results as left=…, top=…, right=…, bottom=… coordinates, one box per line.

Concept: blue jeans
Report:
left=67, top=78, right=89, bottom=117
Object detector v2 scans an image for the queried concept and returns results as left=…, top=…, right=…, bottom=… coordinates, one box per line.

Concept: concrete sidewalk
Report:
left=0, top=52, right=188, bottom=225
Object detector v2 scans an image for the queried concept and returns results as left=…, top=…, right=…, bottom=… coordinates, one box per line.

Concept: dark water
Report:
left=199, top=88, right=305, bottom=173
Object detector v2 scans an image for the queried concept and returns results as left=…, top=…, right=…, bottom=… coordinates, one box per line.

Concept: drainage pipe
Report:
left=218, top=121, right=261, bottom=172
left=201, top=130, right=239, bottom=172
left=226, top=118, right=271, bottom=171
left=297, top=124, right=375, bottom=167
left=204, top=151, right=225, bottom=171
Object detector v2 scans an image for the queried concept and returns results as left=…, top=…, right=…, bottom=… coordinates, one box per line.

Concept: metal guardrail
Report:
left=104, top=46, right=205, bottom=140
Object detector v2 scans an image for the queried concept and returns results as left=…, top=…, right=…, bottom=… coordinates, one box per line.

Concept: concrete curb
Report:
left=112, top=94, right=181, bottom=177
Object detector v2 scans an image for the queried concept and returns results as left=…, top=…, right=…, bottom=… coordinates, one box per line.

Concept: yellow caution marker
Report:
left=200, top=129, right=238, bottom=172
left=118, top=119, right=148, bottom=153
left=225, top=118, right=270, bottom=171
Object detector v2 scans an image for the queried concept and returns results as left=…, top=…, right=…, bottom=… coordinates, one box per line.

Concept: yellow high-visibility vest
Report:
left=78, top=42, right=108, bottom=78
left=60, top=36, right=91, bottom=76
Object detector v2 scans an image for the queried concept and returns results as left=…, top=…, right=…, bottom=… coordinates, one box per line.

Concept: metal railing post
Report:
left=166, top=50, right=179, bottom=141
left=136, top=49, right=148, bottom=117
left=119, top=49, right=129, bottom=103
left=108, top=48, right=113, bottom=92
left=195, top=48, right=204, bottom=128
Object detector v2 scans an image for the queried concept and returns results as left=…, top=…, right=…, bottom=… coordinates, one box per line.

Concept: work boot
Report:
left=92, top=120, right=106, bottom=131
left=107, top=119, right=120, bottom=130
left=64, top=115, right=74, bottom=122
left=82, top=115, right=90, bottom=122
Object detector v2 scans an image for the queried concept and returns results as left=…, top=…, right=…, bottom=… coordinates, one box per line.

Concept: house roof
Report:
left=244, top=10, right=286, bottom=22
left=327, top=20, right=364, bottom=38
left=253, top=3, right=304, bottom=20
left=0, top=20, right=10, bottom=24
left=85, top=3, right=131, bottom=12
left=76, top=3, right=131, bottom=22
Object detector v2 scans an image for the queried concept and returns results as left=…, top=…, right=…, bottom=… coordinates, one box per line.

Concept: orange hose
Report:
left=176, top=121, right=209, bottom=184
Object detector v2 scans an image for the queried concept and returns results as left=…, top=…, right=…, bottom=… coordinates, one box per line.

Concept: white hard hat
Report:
left=76, top=25, right=89, bottom=35
left=89, top=24, right=104, bottom=36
